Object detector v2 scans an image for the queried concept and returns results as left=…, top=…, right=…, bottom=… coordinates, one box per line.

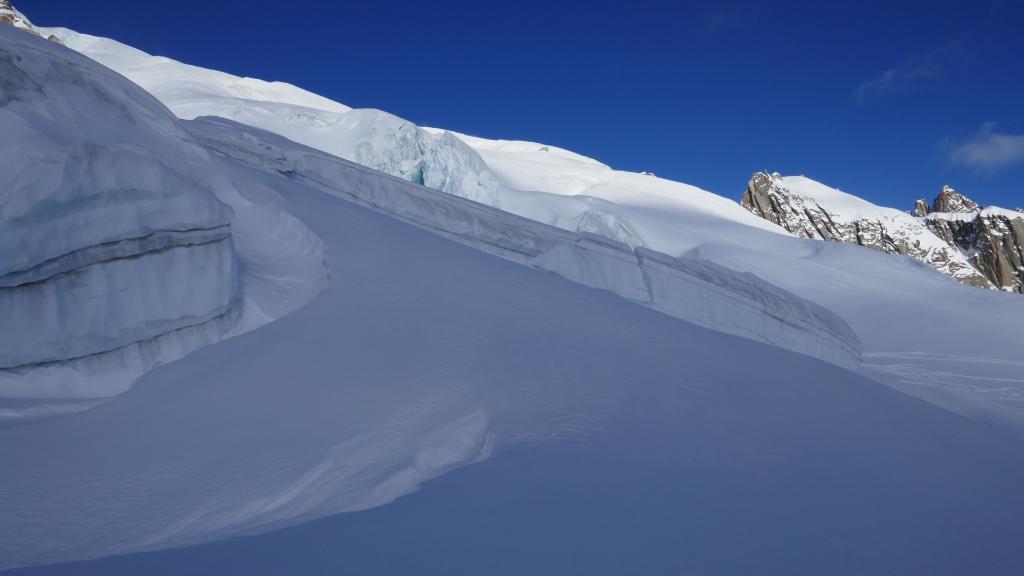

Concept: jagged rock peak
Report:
left=0, top=1, right=60, bottom=43
left=913, top=199, right=930, bottom=217
left=740, top=171, right=993, bottom=290
left=932, top=185, right=980, bottom=214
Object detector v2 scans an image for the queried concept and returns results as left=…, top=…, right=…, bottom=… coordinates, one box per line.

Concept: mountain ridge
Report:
left=742, top=171, right=1024, bottom=293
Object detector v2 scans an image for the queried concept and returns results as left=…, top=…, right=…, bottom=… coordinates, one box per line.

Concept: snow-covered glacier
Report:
left=0, top=8, right=1023, bottom=574
left=0, top=27, right=237, bottom=368
left=0, top=26, right=325, bottom=413
left=188, top=117, right=861, bottom=368
left=42, top=23, right=1024, bottom=431
left=2, top=110, right=1024, bottom=575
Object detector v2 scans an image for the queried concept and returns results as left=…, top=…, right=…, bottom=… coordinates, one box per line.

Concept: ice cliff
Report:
left=0, top=26, right=239, bottom=389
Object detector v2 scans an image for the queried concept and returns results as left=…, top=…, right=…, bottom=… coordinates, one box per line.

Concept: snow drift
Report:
left=0, top=27, right=326, bottom=414
left=0, top=26, right=238, bottom=370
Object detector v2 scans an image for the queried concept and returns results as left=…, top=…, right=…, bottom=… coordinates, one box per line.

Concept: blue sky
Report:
left=20, top=0, right=1024, bottom=208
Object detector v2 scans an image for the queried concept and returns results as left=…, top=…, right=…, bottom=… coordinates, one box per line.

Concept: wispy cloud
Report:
left=857, top=56, right=943, bottom=101
left=950, top=122, right=1024, bottom=171
left=856, top=45, right=963, bottom=101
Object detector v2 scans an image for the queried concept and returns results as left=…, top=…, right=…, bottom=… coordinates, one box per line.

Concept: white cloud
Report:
left=856, top=44, right=965, bottom=101
left=856, top=56, right=943, bottom=101
left=950, top=122, right=1024, bottom=171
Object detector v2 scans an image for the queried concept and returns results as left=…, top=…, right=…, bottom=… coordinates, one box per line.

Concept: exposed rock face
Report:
left=932, top=185, right=980, bottom=214
left=923, top=190, right=1024, bottom=293
left=913, top=199, right=930, bottom=217
left=742, top=172, right=1024, bottom=293
left=742, top=172, right=990, bottom=288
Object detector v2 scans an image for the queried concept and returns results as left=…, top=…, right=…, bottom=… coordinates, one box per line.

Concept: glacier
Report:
left=188, top=116, right=862, bottom=368
left=0, top=27, right=237, bottom=370
left=32, top=22, right=1024, bottom=432
left=0, top=7, right=1022, bottom=573
left=0, top=26, right=324, bottom=413
left=2, top=128, right=1023, bottom=573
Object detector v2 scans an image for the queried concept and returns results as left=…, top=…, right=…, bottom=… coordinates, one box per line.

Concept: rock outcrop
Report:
left=742, top=172, right=1024, bottom=293
left=0, top=0, right=60, bottom=42
left=920, top=189, right=1024, bottom=293
left=742, top=172, right=990, bottom=288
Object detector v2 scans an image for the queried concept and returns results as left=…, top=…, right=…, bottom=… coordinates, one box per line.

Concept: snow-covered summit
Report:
left=931, top=185, right=981, bottom=214
left=743, top=173, right=1024, bottom=293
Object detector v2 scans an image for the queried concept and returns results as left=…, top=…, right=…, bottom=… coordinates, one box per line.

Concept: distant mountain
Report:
left=742, top=172, right=1024, bottom=293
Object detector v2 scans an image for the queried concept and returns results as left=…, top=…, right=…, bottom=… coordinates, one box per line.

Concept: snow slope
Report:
left=188, top=116, right=861, bottom=368
left=2, top=149, right=1023, bottom=573
left=39, top=23, right=1024, bottom=431
left=0, top=12, right=1022, bottom=572
left=0, top=27, right=325, bottom=416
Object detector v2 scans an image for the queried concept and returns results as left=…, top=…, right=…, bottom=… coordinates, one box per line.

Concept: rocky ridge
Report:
left=742, top=172, right=1023, bottom=293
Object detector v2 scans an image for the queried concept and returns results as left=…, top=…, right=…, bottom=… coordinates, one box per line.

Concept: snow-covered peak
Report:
left=741, top=171, right=991, bottom=287
left=744, top=171, right=908, bottom=223
left=932, top=185, right=980, bottom=214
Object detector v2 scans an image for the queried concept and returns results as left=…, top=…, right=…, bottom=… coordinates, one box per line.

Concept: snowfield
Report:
left=0, top=9, right=1023, bottom=575
left=3, top=130, right=1024, bottom=573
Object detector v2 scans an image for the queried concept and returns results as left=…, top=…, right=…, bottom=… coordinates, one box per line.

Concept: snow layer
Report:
left=0, top=27, right=325, bottom=413
left=0, top=27, right=237, bottom=370
left=926, top=206, right=1024, bottom=222
left=2, top=154, right=1023, bottom=572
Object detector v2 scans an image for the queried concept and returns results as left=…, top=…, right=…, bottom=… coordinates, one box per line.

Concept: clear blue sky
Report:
left=19, top=0, right=1024, bottom=208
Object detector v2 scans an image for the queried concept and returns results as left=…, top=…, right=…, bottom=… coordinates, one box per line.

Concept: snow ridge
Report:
left=189, top=117, right=862, bottom=368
